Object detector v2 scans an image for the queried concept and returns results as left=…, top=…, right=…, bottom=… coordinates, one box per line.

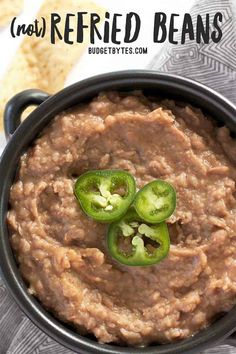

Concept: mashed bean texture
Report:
left=8, top=92, right=236, bottom=345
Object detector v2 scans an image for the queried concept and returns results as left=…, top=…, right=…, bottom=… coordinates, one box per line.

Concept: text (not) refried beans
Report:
left=8, top=92, right=236, bottom=346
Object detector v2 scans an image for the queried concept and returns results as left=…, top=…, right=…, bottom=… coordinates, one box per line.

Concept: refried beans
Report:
left=7, top=92, right=236, bottom=346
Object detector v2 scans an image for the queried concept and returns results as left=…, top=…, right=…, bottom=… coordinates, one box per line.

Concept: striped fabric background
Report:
left=1, top=0, right=236, bottom=352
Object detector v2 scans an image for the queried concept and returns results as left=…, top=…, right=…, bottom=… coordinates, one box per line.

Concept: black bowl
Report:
left=1, top=70, right=236, bottom=354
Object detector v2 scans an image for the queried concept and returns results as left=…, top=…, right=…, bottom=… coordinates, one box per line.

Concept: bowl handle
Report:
left=4, top=89, right=50, bottom=140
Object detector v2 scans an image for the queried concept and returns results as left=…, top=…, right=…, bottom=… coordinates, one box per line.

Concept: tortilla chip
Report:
left=0, top=0, right=105, bottom=130
left=0, top=0, right=23, bottom=27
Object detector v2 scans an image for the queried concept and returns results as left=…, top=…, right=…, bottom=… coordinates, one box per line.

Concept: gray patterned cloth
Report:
left=1, top=0, right=236, bottom=353
left=148, top=0, right=236, bottom=105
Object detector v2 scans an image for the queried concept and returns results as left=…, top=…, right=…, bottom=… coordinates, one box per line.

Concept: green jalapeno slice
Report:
left=134, top=180, right=176, bottom=224
left=74, top=170, right=136, bottom=222
left=107, top=208, right=170, bottom=266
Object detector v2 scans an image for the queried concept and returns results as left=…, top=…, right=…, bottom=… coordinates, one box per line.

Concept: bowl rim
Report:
left=1, top=70, right=236, bottom=354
